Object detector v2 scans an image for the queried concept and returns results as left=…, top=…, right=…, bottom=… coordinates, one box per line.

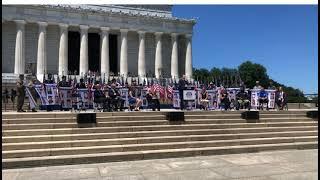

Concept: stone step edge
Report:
left=3, top=121, right=318, bottom=133
left=3, top=136, right=317, bottom=154
left=3, top=111, right=307, bottom=115
left=2, top=141, right=317, bottom=169
left=3, top=126, right=318, bottom=142
left=3, top=131, right=317, bottom=149
left=2, top=123, right=318, bottom=136
left=3, top=118, right=314, bottom=127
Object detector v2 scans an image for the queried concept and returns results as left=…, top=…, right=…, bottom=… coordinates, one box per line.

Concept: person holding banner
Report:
left=76, top=78, right=87, bottom=89
left=27, top=80, right=38, bottom=112
left=44, top=74, right=54, bottom=84
left=258, top=87, right=269, bottom=110
left=146, top=90, right=160, bottom=111
left=236, top=87, right=250, bottom=110
left=58, top=76, right=71, bottom=87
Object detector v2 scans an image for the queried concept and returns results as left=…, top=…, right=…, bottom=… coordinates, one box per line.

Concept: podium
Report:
left=183, top=86, right=196, bottom=110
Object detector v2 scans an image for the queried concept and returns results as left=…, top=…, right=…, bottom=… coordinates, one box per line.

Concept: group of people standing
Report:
left=5, top=74, right=287, bottom=112
left=197, top=80, right=288, bottom=111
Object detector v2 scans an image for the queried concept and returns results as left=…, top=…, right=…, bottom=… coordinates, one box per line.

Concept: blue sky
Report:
left=172, top=5, right=318, bottom=94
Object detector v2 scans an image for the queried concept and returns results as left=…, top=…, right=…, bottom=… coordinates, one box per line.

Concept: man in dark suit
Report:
left=178, top=75, right=187, bottom=110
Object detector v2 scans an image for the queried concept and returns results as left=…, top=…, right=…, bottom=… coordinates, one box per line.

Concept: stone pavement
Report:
left=3, top=149, right=317, bottom=180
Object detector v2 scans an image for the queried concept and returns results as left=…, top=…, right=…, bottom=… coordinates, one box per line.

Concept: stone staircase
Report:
left=2, top=98, right=30, bottom=112
left=2, top=110, right=318, bottom=169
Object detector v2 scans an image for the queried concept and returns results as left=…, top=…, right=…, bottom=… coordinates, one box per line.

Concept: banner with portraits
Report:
left=207, top=90, right=218, bottom=110
left=251, top=89, right=276, bottom=109
left=140, top=88, right=149, bottom=107
left=77, top=88, right=91, bottom=109
left=45, top=84, right=59, bottom=105
left=172, top=90, right=180, bottom=108
left=183, top=90, right=197, bottom=109
left=119, top=88, right=128, bottom=107
left=59, top=87, right=73, bottom=109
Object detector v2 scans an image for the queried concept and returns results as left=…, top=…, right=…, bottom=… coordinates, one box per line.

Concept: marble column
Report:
left=138, top=31, right=146, bottom=78
left=154, top=32, right=163, bottom=79
left=100, top=27, right=110, bottom=78
left=14, top=20, right=26, bottom=75
left=185, top=34, right=193, bottom=80
left=171, top=33, right=179, bottom=79
left=36, top=22, right=48, bottom=81
left=58, top=23, right=68, bottom=76
left=79, top=25, right=89, bottom=76
left=120, top=29, right=128, bottom=78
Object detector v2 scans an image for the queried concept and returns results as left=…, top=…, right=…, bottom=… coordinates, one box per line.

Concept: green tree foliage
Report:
left=238, top=61, right=269, bottom=88
left=193, top=61, right=307, bottom=103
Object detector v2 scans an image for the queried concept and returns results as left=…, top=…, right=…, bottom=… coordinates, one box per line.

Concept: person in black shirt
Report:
left=108, top=83, right=124, bottom=111
left=16, top=76, right=26, bottom=112
left=44, top=74, right=54, bottom=84
left=200, top=86, right=209, bottom=110
left=178, top=75, right=187, bottom=110
left=146, top=90, right=160, bottom=111
left=236, top=87, right=250, bottom=110
left=76, top=78, right=87, bottom=89
left=93, top=84, right=109, bottom=111
left=220, top=87, right=230, bottom=110
left=10, top=88, right=17, bottom=104
left=58, top=76, right=71, bottom=87
left=2, top=88, right=9, bottom=103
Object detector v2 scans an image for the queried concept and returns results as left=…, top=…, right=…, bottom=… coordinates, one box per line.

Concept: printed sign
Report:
left=59, top=87, right=73, bottom=109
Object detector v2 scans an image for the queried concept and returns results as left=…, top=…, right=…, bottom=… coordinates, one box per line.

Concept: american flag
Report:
left=152, top=83, right=165, bottom=98
left=167, top=85, right=173, bottom=99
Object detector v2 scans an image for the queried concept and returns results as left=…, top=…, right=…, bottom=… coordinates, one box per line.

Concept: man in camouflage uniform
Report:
left=16, top=75, right=26, bottom=112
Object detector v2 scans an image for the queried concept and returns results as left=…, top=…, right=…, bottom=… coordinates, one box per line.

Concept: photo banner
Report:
left=59, top=87, right=73, bottom=109
left=34, top=84, right=48, bottom=105
left=77, top=88, right=91, bottom=109
left=172, top=90, right=180, bottom=108
left=45, top=84, right=59, bottom=105
left=26, top=88, right=37, bottom=109
left=251, top=89, right=276, bottom=109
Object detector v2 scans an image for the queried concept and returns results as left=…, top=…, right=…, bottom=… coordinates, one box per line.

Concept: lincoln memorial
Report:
left=2, top=5, right=196, bottom=82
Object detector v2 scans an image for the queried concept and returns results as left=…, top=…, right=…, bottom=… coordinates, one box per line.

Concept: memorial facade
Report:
left=2, top=5, right=196, bottom=82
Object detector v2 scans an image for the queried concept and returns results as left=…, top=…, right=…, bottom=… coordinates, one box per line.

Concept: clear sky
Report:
left=172, top=5, right=318, bottom=94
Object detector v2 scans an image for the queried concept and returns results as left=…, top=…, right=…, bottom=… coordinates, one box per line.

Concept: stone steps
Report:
left=2, top=118, right=317, bottom=130
left=3, top=131, right=317, bottom=151
left=3, top=136, right=317, bottom=159
left=3, top=121, right=318, bottom=135
left=2, top=110, right=318, bottom=169
left=3, top=142, right=317, bottom=169
left=3, top=126, right=317, bottom=143
left=2, top=114, right=307, bottom=123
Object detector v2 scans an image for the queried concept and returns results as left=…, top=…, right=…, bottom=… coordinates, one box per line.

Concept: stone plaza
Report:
left=2, top=149, right=318, bottom=180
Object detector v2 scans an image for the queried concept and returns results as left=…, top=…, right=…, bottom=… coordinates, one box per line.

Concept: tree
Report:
left=238, top=61, right=269, bottom=88
left=193, top=68, right=210, bottom=84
